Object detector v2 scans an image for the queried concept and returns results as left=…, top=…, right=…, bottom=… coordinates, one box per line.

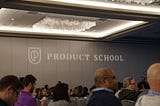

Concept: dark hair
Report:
left=138, top=81, right=150, bottom=90
left=73, top=85, right=83, bottom=97
left=53, top=83, right=70, bottom=102
left=117, top=81, right=123, bottom=90
left=44, top=84, right=49, bottom=89
left=89, top=85, right=96, bottom=92
left=82, top=86, right=89, bottom=97
left=23, top=74, right=36, bottom=87
left=0, top=75, right=23, bottom=91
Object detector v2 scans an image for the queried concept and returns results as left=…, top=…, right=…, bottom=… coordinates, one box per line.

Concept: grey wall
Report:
left=0, top=37, right=160, bottom=88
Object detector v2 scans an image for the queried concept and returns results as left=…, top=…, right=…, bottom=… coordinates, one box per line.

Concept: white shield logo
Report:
left=28, top=47, right=41, bottom=64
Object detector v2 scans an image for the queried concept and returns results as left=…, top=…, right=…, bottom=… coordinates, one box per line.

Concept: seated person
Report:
left=48, top=82, right=76, bottom=106
left=118, top=76, right=137, bottom=102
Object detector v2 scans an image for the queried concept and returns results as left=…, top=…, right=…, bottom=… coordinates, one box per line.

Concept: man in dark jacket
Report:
left=87, top=67, right=122, bottom=106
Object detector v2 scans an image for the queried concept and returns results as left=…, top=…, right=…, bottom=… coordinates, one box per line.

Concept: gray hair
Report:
left=123, top=76, right=134, bottom=88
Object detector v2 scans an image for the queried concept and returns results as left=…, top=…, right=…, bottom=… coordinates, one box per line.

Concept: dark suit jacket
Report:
left=87, top=89, right=122, bottom=106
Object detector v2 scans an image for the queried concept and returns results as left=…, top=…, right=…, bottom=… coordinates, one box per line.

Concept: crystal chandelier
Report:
left=33, top=17, right=96, bottom=32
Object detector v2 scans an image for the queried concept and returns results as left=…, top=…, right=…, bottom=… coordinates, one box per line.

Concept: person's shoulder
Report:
left=135, top=95, right=160, bottom=106
left=143, top=95, right=160, bottom=100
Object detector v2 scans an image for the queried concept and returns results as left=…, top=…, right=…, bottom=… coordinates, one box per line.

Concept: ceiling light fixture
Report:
left=33, top=17, right=96, bottom=32
left=0, top=20, right=146, bottom=38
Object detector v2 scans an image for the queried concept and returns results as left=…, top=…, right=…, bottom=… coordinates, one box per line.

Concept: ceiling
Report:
left=0, top=0, right=160, bottom=43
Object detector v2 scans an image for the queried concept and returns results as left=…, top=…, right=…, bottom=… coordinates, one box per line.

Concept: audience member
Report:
left=14, top=74, right=46, bottom=106
left=35, top=88, right=41, bottom=99
left=82, top=87, right=89, bottom=97
left=117, top=76, right=137, bottom=102
left=36, top=88, right=48, bottom=100
left=44, top=84, right=49, bottom=96
left=71, top=86, right=87, bottom=106
left=0, top=75, right=22, bottom=106
left=44, top=85, right=49, bottom=90
left=117, top=81, right=123, bottom=90
left=48, top=82, right=76, bottom=106
left=135, top=63, right=160, bottom=106
left=37, top=87, right=49, bottom=106
left=87, top=67, right=122, bottom=106
left=137, top=80, right=150, bottom=97
left=89, top=85, right=96, bottom=94
left=115, top=81, right=123, bottom=98
left=71, top=85, right=83, bottom=98
left=47, top=86, right=55, bottom=99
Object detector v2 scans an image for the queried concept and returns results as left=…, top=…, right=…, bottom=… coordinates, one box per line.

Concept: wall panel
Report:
left=0, top=37, right=160, bottom=88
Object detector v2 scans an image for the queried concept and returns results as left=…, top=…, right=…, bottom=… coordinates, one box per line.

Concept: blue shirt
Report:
left=14, top=90, right=37, bottom=106
left=148, top=90, right=160, bottom=96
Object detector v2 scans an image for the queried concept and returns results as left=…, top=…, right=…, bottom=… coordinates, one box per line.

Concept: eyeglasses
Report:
left=103, top=76, right=116, bottom=80
left=129, top=83, right=136, bottom=85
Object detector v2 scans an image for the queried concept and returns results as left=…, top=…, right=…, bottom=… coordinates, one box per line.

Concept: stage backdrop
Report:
left=0, top=37, right=160, bottom=88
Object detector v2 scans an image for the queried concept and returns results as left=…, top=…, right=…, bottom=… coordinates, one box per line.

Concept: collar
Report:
left=148, top=90, right=160, bottom=96
left=20, top=90, right=32, bottom=96
left=92, top=87, right=114, bottom=93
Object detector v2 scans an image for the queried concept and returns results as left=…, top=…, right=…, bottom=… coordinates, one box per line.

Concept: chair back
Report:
left=121, top=100, right=135, bottom=106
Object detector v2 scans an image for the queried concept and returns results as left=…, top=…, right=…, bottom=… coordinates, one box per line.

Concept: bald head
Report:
left=147, top=63, right=160, bottom=91
left=147, top=63, right=160, bottom=80
left=95, top=67, right=115, bottom=88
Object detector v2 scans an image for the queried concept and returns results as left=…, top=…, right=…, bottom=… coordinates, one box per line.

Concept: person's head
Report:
left=95, top=67, right=117, bottom=91
left=73, top=85, right=83, bottom=97
left=48, top=86, right=55, bottom=96
left=147, top=63, right=160, bottom=92
left=44, top=84, right=49, bottom=89
left=0, top=75, right=22, bottom=106
left=83, top=86, right=89, bottom=96
left=89, top=85, right=96, bottom=93
left=23, top=74, right=36, bottom=93
left=40, top=88, right=48, bottom=97
left=53, top=83, right=70, bottom=102
left=117, top=81, right=123, bottom=90
left=137, top=81, right=150, bottom=91
left=123, top=76, right=136, bottom=91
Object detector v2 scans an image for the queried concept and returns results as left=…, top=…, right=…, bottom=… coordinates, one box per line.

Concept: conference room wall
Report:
left=0, top=37, right=159, bottom=88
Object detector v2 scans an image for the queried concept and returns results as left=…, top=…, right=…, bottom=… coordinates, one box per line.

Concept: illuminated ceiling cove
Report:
left=0, top=0, right=160, bottom=40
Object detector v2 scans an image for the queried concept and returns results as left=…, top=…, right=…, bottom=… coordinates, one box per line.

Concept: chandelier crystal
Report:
left=33, top=17, right=96, bottom=32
